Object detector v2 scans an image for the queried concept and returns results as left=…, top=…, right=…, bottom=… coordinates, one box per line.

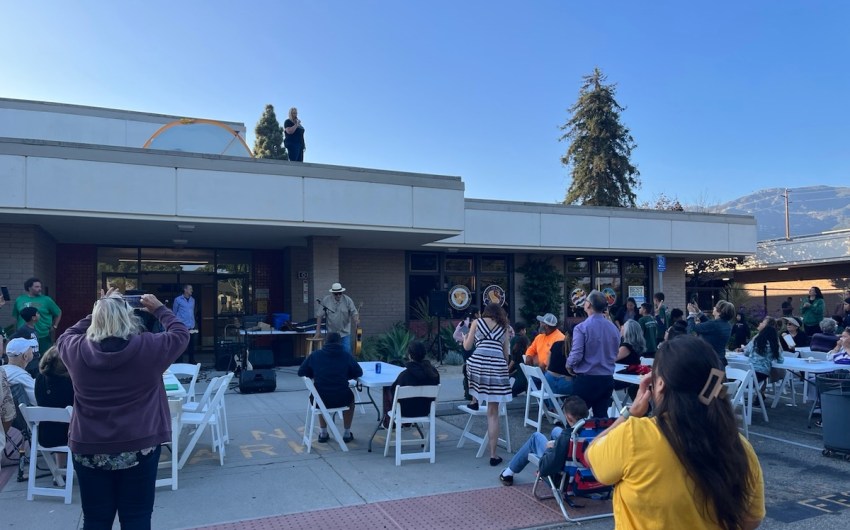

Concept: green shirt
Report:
left=12, top=294, right=61, bottom=338
left=638, top=315, right=658, bottom=354
left=802, top=298, right=824, bottom=327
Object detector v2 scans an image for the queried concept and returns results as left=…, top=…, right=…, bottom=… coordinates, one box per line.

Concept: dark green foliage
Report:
left=253, top=104, right=287, bottom=160
left=560, top=68, right=639, bottom=207
left=517, top=256, right=564, bottom=329
left=359, top=322, right=414, bottom=366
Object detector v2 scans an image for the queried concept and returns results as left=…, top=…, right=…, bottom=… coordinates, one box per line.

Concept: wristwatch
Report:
left=619, top=406, right=632, bottom=419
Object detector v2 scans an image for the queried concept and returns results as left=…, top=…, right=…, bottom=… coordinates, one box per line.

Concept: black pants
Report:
left=73, top=446, right=161, bottom=530
left=286, top=142, right=304, bottom=162
left=572, top=374, right=614, bottom=418
left=181, top=333, right=196, bottom=364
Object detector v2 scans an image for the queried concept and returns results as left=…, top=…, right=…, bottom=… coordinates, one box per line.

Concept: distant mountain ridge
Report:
left=712, top=185, right=850, bottom=241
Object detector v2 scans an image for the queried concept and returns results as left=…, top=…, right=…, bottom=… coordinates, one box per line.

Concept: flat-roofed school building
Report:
left=0, top=98, right=757, bottom=360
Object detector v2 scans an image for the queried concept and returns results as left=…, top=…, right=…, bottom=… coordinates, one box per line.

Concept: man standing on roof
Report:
left=314, top=283, right=359, bottom=354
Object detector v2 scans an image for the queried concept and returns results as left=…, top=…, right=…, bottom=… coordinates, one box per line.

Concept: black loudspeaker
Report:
left=428, top=290, right=451, bottom=318
left=248, top=349, right=275, bottom=369
left=239, top=369, right=277, bottom=394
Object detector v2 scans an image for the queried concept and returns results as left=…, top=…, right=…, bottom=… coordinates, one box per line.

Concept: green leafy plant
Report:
left=443, top=351, right=464, bottom=366
left=410, top=296, right=436, bottom=343
left=517, top=256, right=564, bottom=329
left=360, top=322, right=414, bottom=366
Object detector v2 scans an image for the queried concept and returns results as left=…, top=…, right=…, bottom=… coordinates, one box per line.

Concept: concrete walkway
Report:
left=2, top=364, right=850, bottom=529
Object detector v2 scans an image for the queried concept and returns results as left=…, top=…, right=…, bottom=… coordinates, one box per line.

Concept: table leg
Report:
left=365, top=387, right=381, bottom=421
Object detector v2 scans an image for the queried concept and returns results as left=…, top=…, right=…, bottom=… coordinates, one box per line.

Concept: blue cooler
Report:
left=272, top=313, right=290, bottom=329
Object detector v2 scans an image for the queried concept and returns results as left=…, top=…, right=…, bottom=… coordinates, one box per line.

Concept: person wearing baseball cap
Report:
left=780, top=316, right=809, bottom=352
left=524, top=313, right=564, bottom=371
left=1, top=337, right=38, bottom=405
left=11, top=306, right=40, bottom=376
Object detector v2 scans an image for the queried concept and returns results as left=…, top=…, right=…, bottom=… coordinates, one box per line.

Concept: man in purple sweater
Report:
left=567, top=290, right=620, bottom=417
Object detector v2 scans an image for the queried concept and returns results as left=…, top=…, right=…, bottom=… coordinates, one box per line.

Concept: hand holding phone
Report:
left=1, top=286, right=10, bottom=302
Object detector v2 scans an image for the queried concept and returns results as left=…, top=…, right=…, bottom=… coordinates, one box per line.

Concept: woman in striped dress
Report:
left=463, top=303, right=511, bottom=466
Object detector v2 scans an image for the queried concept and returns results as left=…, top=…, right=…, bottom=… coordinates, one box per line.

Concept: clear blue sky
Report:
left=2, top=1, right=847, bottom=206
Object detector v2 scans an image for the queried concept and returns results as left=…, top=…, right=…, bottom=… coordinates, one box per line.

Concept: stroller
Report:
left=529, top=417, right=616, bottom=523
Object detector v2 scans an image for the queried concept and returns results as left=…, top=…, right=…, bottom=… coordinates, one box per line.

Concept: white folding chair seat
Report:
left=17, top=404, right=74, bottom=504
left=169, top=363, right=201, bottom=404
left=456, top=400, right=511, bottom=457
left=302, top=377, right=349, bottom=453
left=383, top=385, right=440, bottom=465
left=178, top=373, right=233, bottom=469
left=520, top=364, right=567, bottom=432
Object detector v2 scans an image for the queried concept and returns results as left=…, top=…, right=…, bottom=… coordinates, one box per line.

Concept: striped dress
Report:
left=467, top=318, right=512, bottom=403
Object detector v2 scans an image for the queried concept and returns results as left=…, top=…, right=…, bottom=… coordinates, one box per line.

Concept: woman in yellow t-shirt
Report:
left=586, top=335, right=765, bottom=530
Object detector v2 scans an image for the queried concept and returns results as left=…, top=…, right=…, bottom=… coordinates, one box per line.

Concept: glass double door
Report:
left=101, top=272, right=247, bottom=353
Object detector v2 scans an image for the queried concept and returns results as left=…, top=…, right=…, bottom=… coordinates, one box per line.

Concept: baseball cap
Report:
left=5, top=337, right=37, bottom=356
left=536, top=313, right=558, bottom=327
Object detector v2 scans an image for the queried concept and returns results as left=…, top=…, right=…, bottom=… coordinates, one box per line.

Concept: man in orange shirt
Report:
left=525, top=313, right=565, bottom=371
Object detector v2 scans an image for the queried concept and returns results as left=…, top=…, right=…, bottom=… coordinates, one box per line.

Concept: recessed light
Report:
left=721, top=277, right=730, bottom=281
left=778, top=267, right=789, bottom=271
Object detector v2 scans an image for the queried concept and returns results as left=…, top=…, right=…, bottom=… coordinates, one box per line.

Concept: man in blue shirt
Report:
left=567, top=290, right=620, bottom=417
left=173, top=284, right=196, bottom=363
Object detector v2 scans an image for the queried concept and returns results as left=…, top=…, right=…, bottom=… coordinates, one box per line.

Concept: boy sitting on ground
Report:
left=499, top=395, right=589, bottom=485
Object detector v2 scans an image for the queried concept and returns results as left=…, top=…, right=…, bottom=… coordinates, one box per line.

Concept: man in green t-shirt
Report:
left=638, top=302, right=658, bottom=357
left=12, top=277, right=62, bottom=362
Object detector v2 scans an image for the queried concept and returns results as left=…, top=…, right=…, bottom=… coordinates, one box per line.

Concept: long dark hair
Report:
left=810, top=286, right=823, bottom=299
left=482, top=303, right=509, bottom=330
left=652, top=336, right=756, bottom=530
left=754, top=317, right=781, bottom=361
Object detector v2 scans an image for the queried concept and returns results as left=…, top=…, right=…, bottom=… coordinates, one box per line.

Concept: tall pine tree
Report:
left=253, top=104, right=287, bottom=160
left=560, top=68, right=639, bottom=207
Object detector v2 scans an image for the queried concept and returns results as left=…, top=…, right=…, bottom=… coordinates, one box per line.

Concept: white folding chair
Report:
left=724, top=380, right=747, bottom=438
left=801, top=351, right=828, bottom=402
left=178, top=373, right=233, bottom=469
left=456, top=400, right=511, bottom=457
left=156, top=398, right=183, bottom=490
left=183, top=375, right=230, bottom=445
left=520, top=364, right=567, bottom=432
left=639, top=357, right=654, bottom=366
left=383, top=385, right=441, bottom=465
left=725, top=367, right=754, bottom=437
left=169, top=363, right=201, bottom=404
left=727, top=362, right=769, bottom=424
left=302, top=377, right=349, bottom=453
left=17, top=404, right=74, bottom=504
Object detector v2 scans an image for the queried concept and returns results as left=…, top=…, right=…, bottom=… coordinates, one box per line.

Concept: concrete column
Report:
left=308, top=236, right=340, bottom=319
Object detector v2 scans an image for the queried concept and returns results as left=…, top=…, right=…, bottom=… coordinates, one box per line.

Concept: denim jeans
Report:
left=73, top=445, right=161, bottom=530
left=340, top=335, right=351, bottom=354
left=545, top=372, right=574, bottom=395
left=507, top=427, right=563, bottom=474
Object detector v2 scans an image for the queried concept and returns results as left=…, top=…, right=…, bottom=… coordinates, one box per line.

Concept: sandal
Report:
left=467, top=402, right=479, bottom=411
left=489, top=456, right=503, bottom=467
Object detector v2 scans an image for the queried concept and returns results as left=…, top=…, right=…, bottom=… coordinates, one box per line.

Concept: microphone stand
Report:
left=315, top=299, right=335, bottom=335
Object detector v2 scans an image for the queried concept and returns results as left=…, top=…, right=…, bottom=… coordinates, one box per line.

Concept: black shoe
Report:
left=467, top=402, right=479, bottom=411
left=499, top=473, right=513, bottom=486
left=317, top=432, right=330, bottom=443
left=343, top=432, right=354, bottom=443
left=490, top=456, right=503, bottom=467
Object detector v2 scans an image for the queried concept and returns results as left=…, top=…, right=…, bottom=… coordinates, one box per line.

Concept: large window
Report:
left=407, top=253, right=511, bottom=320
left=565, top=257, right=650, bottom=318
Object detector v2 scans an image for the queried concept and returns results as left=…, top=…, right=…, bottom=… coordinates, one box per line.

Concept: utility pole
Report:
left=784, top=188, right=791, bottom=240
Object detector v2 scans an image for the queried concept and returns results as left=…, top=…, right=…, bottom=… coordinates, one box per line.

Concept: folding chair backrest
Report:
left=18, top=405, right=73, bottom=446
left=201, top=374, right=232, bottom=423
left=728, top=361, right=752, bottom=372
left=392, top=385, right=440, bottom=419
left=520, top=364, right=541, bottom=393
left=640, top=357, right=654, bottom=366
left=303, top=377, right=341, bottom=414
left=194, top=375, right=222, bottom=410
left=170, top=363, right=201, bottom=400
left=725, top=368, right=749, bottom=405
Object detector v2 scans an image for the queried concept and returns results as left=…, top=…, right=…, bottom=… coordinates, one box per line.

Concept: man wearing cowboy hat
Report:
left=314, top=283, right=360, bottom=353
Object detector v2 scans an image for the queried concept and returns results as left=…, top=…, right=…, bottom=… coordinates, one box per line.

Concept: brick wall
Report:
left=0, top=224, right=57, bottom=331
left=340, top=248, right=405, bottom=338
left=54, top=244, right=97, bottom=333
left=656, top=257, right=687, bottom=312
left=309, top=236, right=340, bottom=319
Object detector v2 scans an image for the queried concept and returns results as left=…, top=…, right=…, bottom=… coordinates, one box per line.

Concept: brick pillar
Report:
left=54, top=244, right=97, bottom=334
left=308, top=236, right=340, bottom=318
left=0, top=224, right=57, bottom=330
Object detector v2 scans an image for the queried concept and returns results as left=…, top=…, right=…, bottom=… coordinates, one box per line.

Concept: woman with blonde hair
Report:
left=283, top=107, right=306, bottom=162
left=57, top=289, right=188, bottom=530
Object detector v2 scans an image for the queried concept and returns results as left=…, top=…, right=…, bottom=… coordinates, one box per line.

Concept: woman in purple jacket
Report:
left=58, top=289, right=188, bottom=530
